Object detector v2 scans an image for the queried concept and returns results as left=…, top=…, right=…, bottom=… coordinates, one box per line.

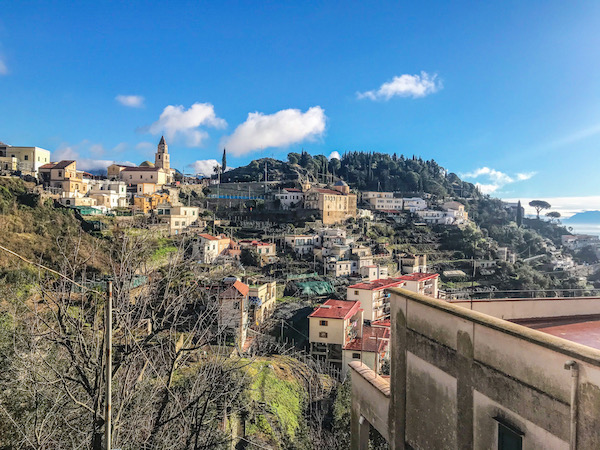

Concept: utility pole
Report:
left=105, top=281, right=113, bottom=450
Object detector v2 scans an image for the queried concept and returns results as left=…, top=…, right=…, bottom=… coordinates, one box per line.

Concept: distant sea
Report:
left=563, top=223, right=600, bottom=236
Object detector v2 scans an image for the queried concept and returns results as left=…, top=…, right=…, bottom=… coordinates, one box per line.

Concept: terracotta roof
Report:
left=348, top=278, right=405, bottom=291
left=284, top=188, right=302, bottom=192
left=398, top=273, right=439, bottom=282
left=53, top=160, right=76, bottom=169
left=309, top=299, right=361, bottom=320
left=219, top=280, right=249, bottom=299
left=315, top=188, right=342, bottom=195
left=198, top=233, right=220, bottom=240
left=39, top=163, right=55, bottom=169
left=344, top=325, right=390, bottom=352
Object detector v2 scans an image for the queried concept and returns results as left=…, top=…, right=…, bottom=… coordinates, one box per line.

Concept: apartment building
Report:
left=399, top=253, right=427, bottom=274
left=156, top=204, right=201, bottom=235
left=192, top=233, right=232, bottom=264
left=284, top=234, right=318, bottom=255
left=398, top=272, right=439, bottom=298
left=308, top=299, right=363, bottom=371
left=347, top=278, right=406, bottom=322
left=133, top=192, right=170, bottom=214
left=362, top=192, right=427, bottom=212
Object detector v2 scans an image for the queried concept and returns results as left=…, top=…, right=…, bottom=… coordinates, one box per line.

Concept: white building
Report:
left=362, top=191, right=427, bottom=212
left=275, top=188, right=304, bottom=210
left=284, top=234, right=318, bottom=255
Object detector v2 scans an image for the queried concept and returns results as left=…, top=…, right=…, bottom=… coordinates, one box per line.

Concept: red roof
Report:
left=398, top=273, right=439, bottom=282
left=219, top=280, right=249, bottom=299
left=348, top=278, right=405, bottom=291
left=315, top=188, right=342, bottom=195
left=39, top=163, right=55, bottom=169
left=198, top=233, right=220, bottom=240
left=344, top=325, right=390, bottom=352
left=309, top=299, right=361, bottom=320
left=285, top=188, right=302, bottom=192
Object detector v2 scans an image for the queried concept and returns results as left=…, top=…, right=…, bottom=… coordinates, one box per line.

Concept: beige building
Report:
left=0, top=142, right=51, bottom=174
left=39, top=160, right=88, bottom=195
left=156, top=204, right=200, bottom=235
left=108, top=137, right=174, bottom=186
left=349, top=290, right=600, bottom=449
left=304, top=181, right=357, bottom=225
left=247, top=280, right=277, bottom=325
left=238, top=240, right=278, bottom=266
left=399, top=253, right=427, bottom=274
left=193, top=233, right=232, bottom=264
left=308, top=299, right=363, bottom=371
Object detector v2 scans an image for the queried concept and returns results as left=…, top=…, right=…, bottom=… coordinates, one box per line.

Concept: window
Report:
left=24, top=155, right=29, bottom=160
left=319, top=332, right=328, bottom=338
left=497, top=421, right=523, bottom=450
left=234, top=301, right=240, bottom=309
left=354, top=290, right=359, bottom=295
left=319, top=320, right=328, bottom=326
left=352, top=353, right=360, bottom=359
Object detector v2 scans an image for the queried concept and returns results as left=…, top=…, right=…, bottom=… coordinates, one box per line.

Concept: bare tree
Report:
left=0, top=232, right=254, bottom=449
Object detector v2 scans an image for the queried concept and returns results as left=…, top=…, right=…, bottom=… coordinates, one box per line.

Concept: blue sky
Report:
left=1, top=1, right=600, bottom=213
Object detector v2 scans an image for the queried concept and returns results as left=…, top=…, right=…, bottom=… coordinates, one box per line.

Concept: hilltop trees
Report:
left=529, top=200, right=551, bottom=219
left=546, top=211, right=561, bottom=223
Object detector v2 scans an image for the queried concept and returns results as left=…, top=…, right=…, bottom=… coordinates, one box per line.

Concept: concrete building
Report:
left=349, top=290, right=600, bottom=449
left=362, top=192, right=427, bottom=212
left=304, top=181, right=357, bottom=225
left=342, top=321, right=390, bottom=377
left=192, top=233, right=232, bottom=264
left=359, top=265, right=389, bottom=281
left=308, top=299, right=363, bottom=371
left=562, top=234, right=600, bottom=251
left=0, top=142, right=51, bottom=174
left=87, top=180, right=128, bottom=210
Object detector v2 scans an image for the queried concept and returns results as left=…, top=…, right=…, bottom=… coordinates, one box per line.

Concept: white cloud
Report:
left=223, top=106, right=326, bottom=156
left=53, top=142, right=135, bottom=173
left=0, top=58, right=7, bottom=75
left=357, top=72, right=441, bottom=100
left=328, top=151, right=341, bottom=160
left=516, top=172, right=536, bottom=181
left=116, top=94, right=145, bottom=108
left=461, top=166, right=536, bottom=194
left=188, top=159, right=221, bottom=177
left=149, top=102, right=226, bottom=147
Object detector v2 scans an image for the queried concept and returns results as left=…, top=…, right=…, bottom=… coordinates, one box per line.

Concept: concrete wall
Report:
left=351, top=288, right=600, bottom=449
left=450, top=296, right=600, bottom=321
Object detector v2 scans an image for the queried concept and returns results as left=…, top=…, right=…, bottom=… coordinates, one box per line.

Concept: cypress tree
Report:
left=222, top=148, right=227, bottom=173
left=516, top=200, right=523, bottom=227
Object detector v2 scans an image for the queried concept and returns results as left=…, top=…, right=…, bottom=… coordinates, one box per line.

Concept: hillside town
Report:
left=3, top=136, right=600, bottom=449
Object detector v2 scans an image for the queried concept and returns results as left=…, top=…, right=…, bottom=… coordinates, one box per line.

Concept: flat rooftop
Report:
left=514, top=315, right=600, bottom=351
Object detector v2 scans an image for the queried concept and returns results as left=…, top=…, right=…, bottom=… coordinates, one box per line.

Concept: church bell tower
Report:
left=155, top=136, right=170, bottom=170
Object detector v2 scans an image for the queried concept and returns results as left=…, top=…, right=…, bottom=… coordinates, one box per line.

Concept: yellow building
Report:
left=39, top=160, right=88, bottom=195
left=133, top=192, right=170, bottom=214
left=248, top=281, right=277, bottom=325
left=0, top=142, right=51, bottom=174
left=304, top=181, right=357, bottom=225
